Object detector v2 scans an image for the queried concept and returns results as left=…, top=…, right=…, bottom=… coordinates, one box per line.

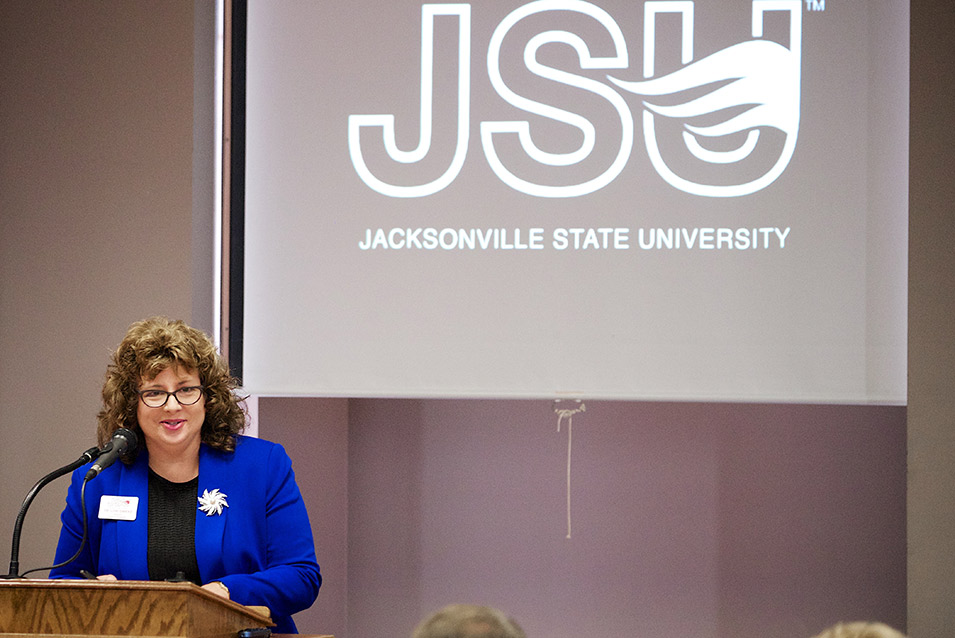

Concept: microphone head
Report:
left=85, top=428, right=140, bottom=482
left=112, top=427, right=139, bottom=455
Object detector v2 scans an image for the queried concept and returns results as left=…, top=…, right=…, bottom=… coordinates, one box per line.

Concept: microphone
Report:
left=84, top=428, right=138, bottom=482
left=4, top=446, right=102, bottom=578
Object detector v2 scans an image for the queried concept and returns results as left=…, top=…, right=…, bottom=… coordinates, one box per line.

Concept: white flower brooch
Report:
left=197, top=488, right=229, bottom=516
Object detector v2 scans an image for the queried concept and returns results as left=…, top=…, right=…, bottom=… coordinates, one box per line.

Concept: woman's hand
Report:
left=202, top=580, right=230, bottom=599
left=96, top=574, right=117, bottom=581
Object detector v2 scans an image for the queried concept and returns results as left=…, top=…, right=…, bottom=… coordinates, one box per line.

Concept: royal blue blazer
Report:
left=50, top=435, right=322, bottom=634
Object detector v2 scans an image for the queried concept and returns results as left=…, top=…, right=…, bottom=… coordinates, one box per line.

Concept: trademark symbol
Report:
left=805, top=0, right=825, bottom=11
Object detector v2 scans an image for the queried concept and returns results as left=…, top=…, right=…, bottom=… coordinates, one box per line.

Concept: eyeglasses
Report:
left=137, top=386, right=204, bottom=408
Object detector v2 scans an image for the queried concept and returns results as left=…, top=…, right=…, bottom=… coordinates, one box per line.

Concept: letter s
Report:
left=481, top=0, right=634, bottom=198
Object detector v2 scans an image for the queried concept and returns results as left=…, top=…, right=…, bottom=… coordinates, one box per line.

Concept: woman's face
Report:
left=136, top=365, right=205, bottom=459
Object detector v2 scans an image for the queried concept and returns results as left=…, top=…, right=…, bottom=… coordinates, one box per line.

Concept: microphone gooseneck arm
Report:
left=3, top=447, right=100, bottom=579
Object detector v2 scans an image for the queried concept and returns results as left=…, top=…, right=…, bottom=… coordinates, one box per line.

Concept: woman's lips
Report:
left=161, top=419, right=185, bottom=431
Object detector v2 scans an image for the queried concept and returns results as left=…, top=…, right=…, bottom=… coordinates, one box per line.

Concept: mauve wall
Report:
left=257, top=398, right=350, bottom=638
left=262, top=398, right=905, bottom=638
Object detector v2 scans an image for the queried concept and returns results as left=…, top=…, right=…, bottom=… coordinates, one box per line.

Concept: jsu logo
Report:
left=348, top=0, right=802, bottom=198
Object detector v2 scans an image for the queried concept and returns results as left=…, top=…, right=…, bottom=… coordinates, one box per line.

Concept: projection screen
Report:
left=239, top=0, right=907, bottom=403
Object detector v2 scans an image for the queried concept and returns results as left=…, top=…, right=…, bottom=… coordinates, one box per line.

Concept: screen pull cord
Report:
left=554, top=400, right=585, bottom=540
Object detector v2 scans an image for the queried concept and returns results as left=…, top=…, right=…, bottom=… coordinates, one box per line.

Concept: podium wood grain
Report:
left=0, top=579, right=274, bottom=638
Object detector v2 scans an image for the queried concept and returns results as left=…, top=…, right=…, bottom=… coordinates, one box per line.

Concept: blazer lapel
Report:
left=113, top=453, right=150, bottom=580
left=194, top=444, right=228, bottom=583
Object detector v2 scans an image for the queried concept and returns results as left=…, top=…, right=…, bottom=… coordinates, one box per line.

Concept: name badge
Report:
left=98, top=495, right=139, bottom=521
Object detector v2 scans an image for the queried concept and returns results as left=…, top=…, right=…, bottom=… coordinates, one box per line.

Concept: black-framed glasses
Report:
left=137, top=386, right=204, bottom=408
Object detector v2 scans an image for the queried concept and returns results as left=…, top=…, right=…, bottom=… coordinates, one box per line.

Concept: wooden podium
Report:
left=0, top=579, right=274, bottom=638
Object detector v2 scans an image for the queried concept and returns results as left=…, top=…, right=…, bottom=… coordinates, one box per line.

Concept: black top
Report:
left=147, top=469, right=201, bottom=584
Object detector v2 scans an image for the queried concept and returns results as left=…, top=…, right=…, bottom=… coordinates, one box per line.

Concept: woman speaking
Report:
left=49, top=317, right=321, bottom=633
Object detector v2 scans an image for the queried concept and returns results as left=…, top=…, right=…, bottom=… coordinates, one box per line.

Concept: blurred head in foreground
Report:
left=811, top=621, right=906, bottom=638
left=412, top=604, right=526, bottom=638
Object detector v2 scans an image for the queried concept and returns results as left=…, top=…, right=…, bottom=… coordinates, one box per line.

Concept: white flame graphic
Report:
left=610, top=0, right=802, bottom=197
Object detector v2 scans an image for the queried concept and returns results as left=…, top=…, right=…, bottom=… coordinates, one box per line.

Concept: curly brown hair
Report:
left=96, top=317, right=246, bottom=457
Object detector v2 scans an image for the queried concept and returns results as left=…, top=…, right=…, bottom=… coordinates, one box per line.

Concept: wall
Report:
left=1, top=1, right=954, bottom=637
left=266, top=398, right=912, bottom=638
left=907, top=0, right=955, bottom=634
left=261, top=398, right=905, bottom=638
left=258, top=397, right=350, bottom=637
left=0, top=0, right=198, bottom=581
